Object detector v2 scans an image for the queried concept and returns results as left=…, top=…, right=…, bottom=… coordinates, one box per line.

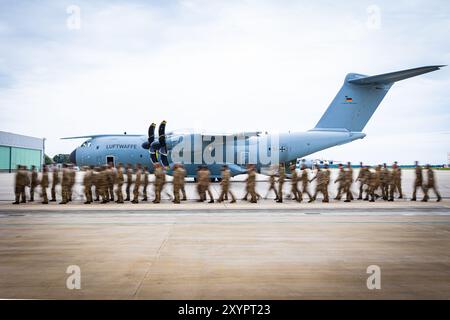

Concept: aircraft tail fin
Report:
left=313, top=65, right=444, bottom=132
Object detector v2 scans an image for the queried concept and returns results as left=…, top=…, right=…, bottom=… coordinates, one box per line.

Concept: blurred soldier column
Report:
left=172, top=164, right=181, bottom=204
left=247, top=164, right=257, bottom=203
left=153, top=163, right=164, bottom=204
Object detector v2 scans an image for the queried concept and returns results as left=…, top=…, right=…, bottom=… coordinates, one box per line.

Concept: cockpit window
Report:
left=80, top=140, right=92, bottom=148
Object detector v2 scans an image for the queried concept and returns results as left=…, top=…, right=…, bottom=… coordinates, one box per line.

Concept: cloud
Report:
left=0, top=0, right=449, bottom=163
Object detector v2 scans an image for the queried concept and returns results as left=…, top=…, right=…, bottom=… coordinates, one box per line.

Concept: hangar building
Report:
left=0, top=131, right=45, bottom=172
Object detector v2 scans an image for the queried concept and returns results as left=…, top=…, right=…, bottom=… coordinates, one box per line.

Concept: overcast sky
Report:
left=0, top=0, right=449, bottom=164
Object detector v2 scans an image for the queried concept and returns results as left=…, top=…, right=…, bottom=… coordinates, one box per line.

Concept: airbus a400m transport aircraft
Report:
left=65, top=65, right=444, bottom=178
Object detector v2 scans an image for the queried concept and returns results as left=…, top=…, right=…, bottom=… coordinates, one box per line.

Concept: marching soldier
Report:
left=13, top=165, right=27, bottom=204
left=299, top=164, right=313, bottom=202
left=334, top=164, right=346, bottom=200
left=310, top=165, right=329, bottom=203
left=29, top=165, right=38, bottom=202
left=392, top=161, right=403, bottom=199
left=356, top=163, right=369, bottom=200
left=411, top=161, right=425, bottom=201
left=68, top=164, right=76, bottom=202
left=115, top=163, right=124, bottom=203
left=40, top=165, right=49, bottom=204
left=153, top=163, right=166, bottom=203
left=125, top=163, right=133, bottom=201
left=142, top=167, right=149, bottom=201
left=289, top=164, right=301, bottom=202
left=107, top=163, right=116, bottom=202
left=343, top=162, right=353, bottom=202
left=264, top=166, right=279, bottom=200
left=83, top=166, right=93, bottom=204
left=93, top=167, right=100, bottom=201
left=172, top=164, right=182, bottom=204
left=388, top=167, right=397, bottom=202
left=368, top=166, right=381, bottom=202
left=422, top=164, right=442, bottom=202
left=179, top=164, right=187, bottom=201
left=99, top=165, right=110, bottom=204
left=60, top=164, right=70, bottom=204
left=247, top=164, right=258, bottom=203
left=380, top=163, right=389, bottom=200
left=277, top=163, right=286, bottom=203
left=50, top=165, right=59, bottom=202
left=199, top=166, right=214, bottom=203
left=132, top=164, right=142, bottom=204
left=218, top=165, right=236, bottom=203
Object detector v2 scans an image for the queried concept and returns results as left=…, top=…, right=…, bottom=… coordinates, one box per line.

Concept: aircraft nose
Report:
left=69, top=149, right=77, bottom=164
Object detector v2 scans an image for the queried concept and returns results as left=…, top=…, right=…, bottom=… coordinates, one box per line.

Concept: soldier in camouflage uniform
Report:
left=107, top=163, right=116, bottom=202
left=40, top=165, right=49, bottom=204
left=172, top=164, right=182, bottom=204
left=334, top=164, right=346, bottom=200
left=265, top=166, right=279, bottom=200
left=392, top=161, right=403, bottom=199
left=92, top=167, right=100, bottom=201
left=50, top=165, right=59, bottom=202
left=142, top=167, right=149, bottom=201
left=60, top=164, right=70, bottom=204
left=99, top=165, right=110, bottom=204
left=179, top=164, right=187, bottom=201
left=388, top=166, right=397, bottom=202
left=411, top=161, right=425, bottom=201
left=343, top=162, right=353, bottom=202
left=422, top=164, right=442, bottom=202
left=276, top=163, right=286, bottom=203
left=83, top=166, right=93, bottom=204
left=131, top=164, right=142, bottom=204
left=368, top=166, right=381, bottom=202
left=198, top=166, right=214, bottom=203
left=380, top=163, right=389, bottom=200
left=153, top=163, right=166, bottom=203
left=13, top=165, right=27, bottom=204
left=310, top=165, right=329, bottom=203
left=289, top=164, right=301, bottom=202
left=218, top=165, right=236, bottom=203
left=68, top=164, right=76, bottom=202
left=29, top=165, right=38, bottom=202
left=247, top=164, right=258, bottom=203
left=299, top=164, right=313, bottom=202
left=356, top=162, right=369, bottom=200
left=115, top=163, right=124, bottom=203
left=125, top=163, right=133, bottom=201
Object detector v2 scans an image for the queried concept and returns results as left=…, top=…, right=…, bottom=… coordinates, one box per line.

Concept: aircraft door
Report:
left=106, top=155, right=115, bottom=166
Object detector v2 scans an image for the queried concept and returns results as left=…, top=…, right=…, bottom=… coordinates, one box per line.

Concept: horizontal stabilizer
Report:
left=348, top=65, right=445, bottom=85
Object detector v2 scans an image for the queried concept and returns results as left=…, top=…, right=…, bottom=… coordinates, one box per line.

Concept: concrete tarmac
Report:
left=0, top=170, right=449, bottom=299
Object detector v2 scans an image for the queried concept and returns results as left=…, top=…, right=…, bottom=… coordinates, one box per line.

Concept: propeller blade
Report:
left=142, top=123, right=157, bottom=149
left=158, top=120, right=167, bottom=147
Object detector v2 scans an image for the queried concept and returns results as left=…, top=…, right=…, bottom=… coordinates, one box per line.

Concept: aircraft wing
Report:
left=61, top=134, right=143, bottom=140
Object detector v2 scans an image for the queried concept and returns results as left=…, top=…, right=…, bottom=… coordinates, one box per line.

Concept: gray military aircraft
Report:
left=65, top=65, right=444, bottom=178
